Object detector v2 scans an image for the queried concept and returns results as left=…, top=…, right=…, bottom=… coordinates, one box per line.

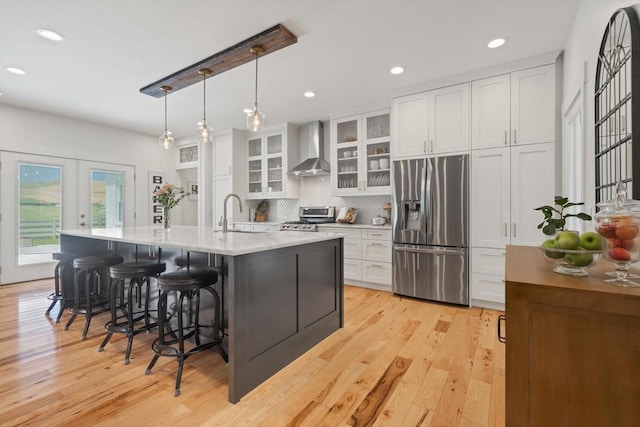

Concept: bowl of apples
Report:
left=539, top=231, right=602, bottom=276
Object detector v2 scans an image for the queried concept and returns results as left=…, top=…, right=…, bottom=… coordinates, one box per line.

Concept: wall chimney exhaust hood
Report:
left=288, top=121, right=330, bottom=176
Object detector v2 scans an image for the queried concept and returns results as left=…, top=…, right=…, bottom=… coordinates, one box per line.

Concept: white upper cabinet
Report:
left=245, top=123, right=299, bottom=199
left=428, top=83, right=470, bottom=154
left=393, top=93, right=428, bottom=158
left=471, top=74, right=511, bottom=149
left=213, top=133, right=234, bottom=176
left=471, top=64, right=555, bottom=149
left=511, top=65, right=556, bottom=146
left=331, top=109, right=391, bottom=196
left=393, top=82, right=470, bottom=159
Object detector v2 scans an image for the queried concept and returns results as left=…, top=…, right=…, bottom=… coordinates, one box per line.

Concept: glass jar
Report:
left=595, top=182, right=640, bottom=286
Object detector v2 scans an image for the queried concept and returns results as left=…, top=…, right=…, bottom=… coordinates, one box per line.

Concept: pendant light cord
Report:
left=254, top=51, right=259, bottom=108
left=164, top=91, right=168, bottom=132
left=202, top=73, right=207, bottom=122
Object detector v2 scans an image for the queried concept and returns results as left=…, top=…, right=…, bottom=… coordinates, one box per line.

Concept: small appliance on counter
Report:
left=279, top=206, right=335, bottom=231
left=372, top=216, right=386, bottom=226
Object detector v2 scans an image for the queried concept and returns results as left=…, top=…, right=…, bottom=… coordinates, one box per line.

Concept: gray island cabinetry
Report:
left=59, top=226, right=344, bottom=403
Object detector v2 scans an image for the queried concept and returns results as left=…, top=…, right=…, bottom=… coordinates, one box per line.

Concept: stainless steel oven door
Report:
left=392, top=244, right=469, bottom=305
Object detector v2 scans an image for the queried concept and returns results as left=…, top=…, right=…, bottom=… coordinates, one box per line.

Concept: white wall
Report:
left=0, top=104, right=182, bottom=225
left=562, top=0, right=636, bottom=214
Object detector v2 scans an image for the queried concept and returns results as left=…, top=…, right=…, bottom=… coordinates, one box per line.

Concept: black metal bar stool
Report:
left=64, top=254, right=124, bottom=340
left=98, top=261, right=167, bottom=364
left=145, top=269, right=227, bottom=397
left=46, top=252, right=76, bottom=322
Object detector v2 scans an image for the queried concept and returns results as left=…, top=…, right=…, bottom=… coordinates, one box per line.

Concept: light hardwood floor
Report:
left=0, top=279, right=505, bottom=427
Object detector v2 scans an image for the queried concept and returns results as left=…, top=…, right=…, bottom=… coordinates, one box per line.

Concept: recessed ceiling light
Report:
left=36, top=28, right=64, bottom=41
left=6, top=67, right=26, bottom=75
left=243, top=108, right=252, bottom=114
left=488, top=38, right=506, bottom=49
left=304, top=91, right=316, bottom=98
left=390, top=66, right=405, bottom=75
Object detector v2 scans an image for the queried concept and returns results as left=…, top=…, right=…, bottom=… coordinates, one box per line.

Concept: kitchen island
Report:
left=59, top=226, right=344, bottom=403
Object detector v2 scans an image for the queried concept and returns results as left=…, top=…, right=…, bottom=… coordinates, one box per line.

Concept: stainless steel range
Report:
left=279, top=206, right=336, bottom=231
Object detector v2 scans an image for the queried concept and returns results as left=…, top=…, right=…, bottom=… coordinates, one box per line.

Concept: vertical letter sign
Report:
left=149, top=171, right=166, bottom=225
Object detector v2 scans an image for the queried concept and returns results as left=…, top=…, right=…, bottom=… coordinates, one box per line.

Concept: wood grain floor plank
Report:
left=0, top=280, right=505, bottom=427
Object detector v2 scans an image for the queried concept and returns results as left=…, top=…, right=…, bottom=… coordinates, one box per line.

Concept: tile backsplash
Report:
left=246, top=175, right=392, bottom=224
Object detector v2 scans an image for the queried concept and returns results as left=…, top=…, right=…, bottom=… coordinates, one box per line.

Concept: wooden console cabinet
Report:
left=505, top=245, right=640, bottom=426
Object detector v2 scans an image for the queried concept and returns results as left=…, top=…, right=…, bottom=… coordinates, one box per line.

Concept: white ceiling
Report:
left=0, top=0, right=581, bottom=140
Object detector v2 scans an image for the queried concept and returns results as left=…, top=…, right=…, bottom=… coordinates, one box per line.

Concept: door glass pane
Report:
left=18, top=163, right=61, bottom=266
left=91, top=170, right=124, bottom=228
left=267, top=134, right=282, bottom=154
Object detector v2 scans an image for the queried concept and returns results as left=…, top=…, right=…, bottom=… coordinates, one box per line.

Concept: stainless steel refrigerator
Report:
left=392, top=155, right=469, bottom=305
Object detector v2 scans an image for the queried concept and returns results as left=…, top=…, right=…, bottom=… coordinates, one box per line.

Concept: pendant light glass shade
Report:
left=247, top=45, right=265, bottom=132
left=196, top=68, right=213, bottom=143
left=158, top=85, right=175, bottom=150
left=247, top=104, right=265, bottom=132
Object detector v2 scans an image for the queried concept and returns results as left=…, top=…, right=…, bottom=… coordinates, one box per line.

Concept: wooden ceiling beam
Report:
left=140, top=23, right=297, bottom=97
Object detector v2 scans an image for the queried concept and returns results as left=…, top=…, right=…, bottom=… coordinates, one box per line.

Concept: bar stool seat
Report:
left=145, top=269, right=227, bottom=396
left=64, top=254, right=124, bottom=340
left=46, top=252, right=77, bottom=322
left=99, top=261, right=167, bottom=364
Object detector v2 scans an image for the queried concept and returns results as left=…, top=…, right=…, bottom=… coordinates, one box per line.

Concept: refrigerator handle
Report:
left=394, top=244, right=465, bottom=256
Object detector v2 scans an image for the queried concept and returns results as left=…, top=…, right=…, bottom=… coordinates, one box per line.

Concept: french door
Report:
left=0, top=152, right=135, bottom=284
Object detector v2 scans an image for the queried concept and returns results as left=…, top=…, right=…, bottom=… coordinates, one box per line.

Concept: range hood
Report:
left=288, top=121, right=330, bottom=176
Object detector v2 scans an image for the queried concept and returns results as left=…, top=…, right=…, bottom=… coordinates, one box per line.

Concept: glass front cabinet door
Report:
left=331, top=109, right=391, bottom=195
left=246, top=123, right=299, bottom=199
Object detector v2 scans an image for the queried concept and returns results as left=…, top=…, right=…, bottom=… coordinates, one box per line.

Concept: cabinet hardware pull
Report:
left=512, top=223, right=516, bottom=237
left=504, top=223, right=508, bottom=237
left=430, top=140, right=434, bottom=152
left=498, top=315, right=506, bottom=343
left=423, top=140, right=427, bottom=153
left=371, top=242, right=383, bottom=246
left=372, top=264, right=383, bottom=268
left=504, top=130, right=507, bottom=145
left=513, top=129, right=517, bottom=144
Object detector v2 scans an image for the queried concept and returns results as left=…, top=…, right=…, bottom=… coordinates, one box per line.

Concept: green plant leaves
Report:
left=535, top=196, right=592, bottom=236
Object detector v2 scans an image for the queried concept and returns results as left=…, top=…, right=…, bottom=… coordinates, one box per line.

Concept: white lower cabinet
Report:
left=471, top=248, right=506, bottom=310
left=361, top=229, right=392, bottom=285
left=344, top=258, right=362, bottom=281
left=321, top=226, right=392, bottom=290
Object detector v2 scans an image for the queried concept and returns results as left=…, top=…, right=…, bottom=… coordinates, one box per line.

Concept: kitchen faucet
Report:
left=222, top=193, right=243, bottom=233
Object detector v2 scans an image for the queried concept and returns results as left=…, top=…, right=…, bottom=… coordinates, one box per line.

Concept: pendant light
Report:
left=246, top=45, right=265, bottom=132
left=158, top=85, right=175, bottom=150
left=196, top=68, right=213, bottom=143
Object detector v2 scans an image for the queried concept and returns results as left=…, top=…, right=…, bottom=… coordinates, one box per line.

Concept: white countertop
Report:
left=317, top=223, right=392, bottom=230
left=60, top=225, right=344, bottom=256
left=233, top=221, right=392, bottom=230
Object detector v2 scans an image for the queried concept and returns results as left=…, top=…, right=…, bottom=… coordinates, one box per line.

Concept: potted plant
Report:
left=535, top=196, right=592, bottom=235
left=255, top=199, right=268, bottom=222
left=535, top=196, right=603, bottom=275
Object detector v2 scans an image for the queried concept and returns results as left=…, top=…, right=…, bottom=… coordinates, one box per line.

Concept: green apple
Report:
left=554, top=231, right=580, bottom=250
left=564, top=246, right=593, bottom=267
left=579, top=231, right=602, bottom=251
left=542, top=239, right=564, bottom=259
